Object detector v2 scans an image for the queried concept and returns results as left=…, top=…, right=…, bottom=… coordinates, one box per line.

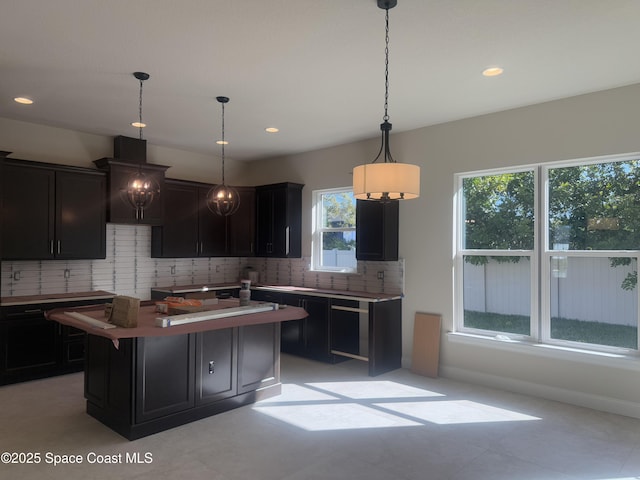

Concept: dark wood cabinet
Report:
left=238, top=323, right=279, bottom=394
left=196, top=328, right=237, bottom=405
left=135, top=334, right=196, bottom=422
left=356, top=199, right=399, bottom=261
left=94, top=158, right=169, bottom=225
left=329, top=297, right=402, bottom=376
left=1, top=160, right=106, bottom=260
left=255, top=182, right=303, bottom=258
left=85, top=322, right=281, bottom=440
left=151, top=180, right=224, bottom=257
left=276, top=292, right=345, bottom=363
left=228, top=186, right=256, bottom=256
left=0, top=297, right=113, bottom=385
left=152, top=180, right=254, bottom=258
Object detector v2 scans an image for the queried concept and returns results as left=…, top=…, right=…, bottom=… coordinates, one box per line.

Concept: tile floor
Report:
left=0, top=354, right=639, bottom=480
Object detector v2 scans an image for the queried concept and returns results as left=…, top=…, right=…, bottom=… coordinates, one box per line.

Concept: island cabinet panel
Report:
left=255, top=182, right=303, bottom=258
left=84, top=323, right=281, bottom=440
left=355, top=199, right=399, bottom=261
left=1, top=160, right=106, bottom=260
left=196, top=328, right=237, bottom=405
left=135, top=334, right=196, bottom=423
left=237, top=323, right=279, bottom=394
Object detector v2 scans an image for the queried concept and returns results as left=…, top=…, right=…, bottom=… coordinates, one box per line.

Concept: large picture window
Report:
left=455, top=154, right=640, bottom=354
left=312, top=187, right=357, bottom=272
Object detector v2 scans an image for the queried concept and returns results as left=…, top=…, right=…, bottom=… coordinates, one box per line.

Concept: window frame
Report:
left=311, top=186, right=357, bottom=273
left=454, top=153, right=640, bottom=356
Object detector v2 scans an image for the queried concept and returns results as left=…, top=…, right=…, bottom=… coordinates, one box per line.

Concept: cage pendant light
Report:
left=125, top=71, right=160, bottom=219
left=207, top=96, right=240, bottom=216
left=352, top=0, right=420, bottom=201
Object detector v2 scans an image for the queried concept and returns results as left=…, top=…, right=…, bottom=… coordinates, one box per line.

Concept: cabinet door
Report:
left=300, top=296, right=330, bottom=360
left=198, top=186, right=227, bottom=256
left=356, top=199, right=399, bottom=261
left=135, top=334, right=195, bottom=422
left=255, top=187, right=274, bottom=256
left=55, top=171, right=106, bottom=259
left=196, top=328, right=236, bottom=405
left=237, top=323, right=279, bottom=394
left=0, top=315, right=58, bottom=384
left=1, top=164, right=55, bottom=259
left=228, top=187, right=255, bottom=256
left=153, top=181, right=199, bottom=257
left=255, top=183, right=303, bottom=258
left=107, top=164, right=165, bottom=225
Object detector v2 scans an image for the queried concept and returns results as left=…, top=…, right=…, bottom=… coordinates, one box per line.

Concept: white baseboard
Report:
left=439, top=365, right=640, bottom=420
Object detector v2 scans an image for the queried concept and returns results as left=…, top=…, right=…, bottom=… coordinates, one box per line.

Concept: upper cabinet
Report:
left=227, top=186, right=256, bottom=257
left=93, top=158, right=169, bottom=225
left=356, top=199, right=399, bottom=261
left=255, top=182, right=303, bottom=258
left=1, top=159, right=106, bottom=260
left=151, top=180, right=254, bottom=258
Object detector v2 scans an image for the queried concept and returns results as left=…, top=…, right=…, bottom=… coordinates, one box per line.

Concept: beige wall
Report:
left=0, top=117, right=248, bottom=184
left=246, top=83, right=640, bottom=418
left=2, top=83, right=640, bottom=417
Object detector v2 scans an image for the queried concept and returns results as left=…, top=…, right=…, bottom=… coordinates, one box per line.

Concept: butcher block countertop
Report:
left=0, top=290, right=115, bottom=307
left=153, top=284, right=402, bottom=303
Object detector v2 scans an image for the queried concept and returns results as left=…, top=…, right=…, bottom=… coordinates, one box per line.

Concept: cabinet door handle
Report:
left=57, top=240, right=61, bottom=255
left=139, top=207, right=144, bottom=221
left=285, top=227, right=290, bottom=255
left=50, top=240, right=54, bottom=255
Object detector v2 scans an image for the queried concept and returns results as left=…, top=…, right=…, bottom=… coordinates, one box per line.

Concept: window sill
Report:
left=309, top=268, right=358, bottom=275
left=447, top=331, right=640, bottom=372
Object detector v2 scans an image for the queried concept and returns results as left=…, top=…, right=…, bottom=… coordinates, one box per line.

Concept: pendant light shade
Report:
left=353, top=162, right=420, bottom=201
left=125, top=71, right=160, bottom=216
left=353, top=0, right=420, bottom=201
left=207, top=96, right=240, bottom=216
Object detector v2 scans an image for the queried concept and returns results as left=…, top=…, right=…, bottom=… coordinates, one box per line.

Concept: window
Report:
left=455, top=154, right=640, bottom=354
left=312, top=187, right=357, bottom=272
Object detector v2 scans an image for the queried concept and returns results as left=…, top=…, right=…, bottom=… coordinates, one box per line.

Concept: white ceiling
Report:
left=2, top=0, right=640, bottom=162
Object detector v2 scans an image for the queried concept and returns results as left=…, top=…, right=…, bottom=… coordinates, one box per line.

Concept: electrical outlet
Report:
left=13, top=271, right=20, bottom=281
left=377, top=271, right=385, bottom=280
left=170, top=266, right=176, bottom=275
left=64, top=269, right=70, bottom=279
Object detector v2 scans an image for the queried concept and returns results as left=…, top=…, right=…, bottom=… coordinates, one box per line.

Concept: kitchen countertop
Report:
left=47, top=299, right=308, bottom=341
left=152, top=283, right=402, bottom=302
left=0, top=290, right=116, bottom=307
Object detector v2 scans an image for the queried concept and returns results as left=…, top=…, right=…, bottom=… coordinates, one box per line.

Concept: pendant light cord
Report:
left=221, top=101, right=226, bottom=185
left=383, top=7, right=390, bottom=123
left=138, top=78, right=144, bottom=141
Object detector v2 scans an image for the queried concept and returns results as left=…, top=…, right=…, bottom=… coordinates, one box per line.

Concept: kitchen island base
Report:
left=84, top=322, right=281, bottom=440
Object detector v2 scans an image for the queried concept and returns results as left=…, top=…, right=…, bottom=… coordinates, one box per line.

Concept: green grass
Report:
left=464, top=310, right=638, bottom=349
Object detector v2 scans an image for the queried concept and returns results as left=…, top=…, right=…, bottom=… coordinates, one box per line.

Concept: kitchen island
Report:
left=47, top=299, right=308, bottom=440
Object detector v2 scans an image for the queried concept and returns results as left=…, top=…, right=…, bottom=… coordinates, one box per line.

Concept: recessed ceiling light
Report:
left=14, top=97, right=33, bottom=105
left=482, top=67, right=504, bottom=77
left=131, top=121, right=146, bottom=128
left=265, top=127, right=279, bottom=133
left=216, top=140, right=229, bottom=145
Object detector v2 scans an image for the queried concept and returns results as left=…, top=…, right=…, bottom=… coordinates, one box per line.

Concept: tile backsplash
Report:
left=1, top=224, right=404, bottom=300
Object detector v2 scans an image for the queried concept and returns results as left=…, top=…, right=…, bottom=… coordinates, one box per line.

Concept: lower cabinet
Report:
left=252, top=289, right=402, bottom=376
left=0, top=298, right=112, bottom=386
left=252, top=290, right=347, bottom=364
left=85, top=323, right=281, bottom=440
